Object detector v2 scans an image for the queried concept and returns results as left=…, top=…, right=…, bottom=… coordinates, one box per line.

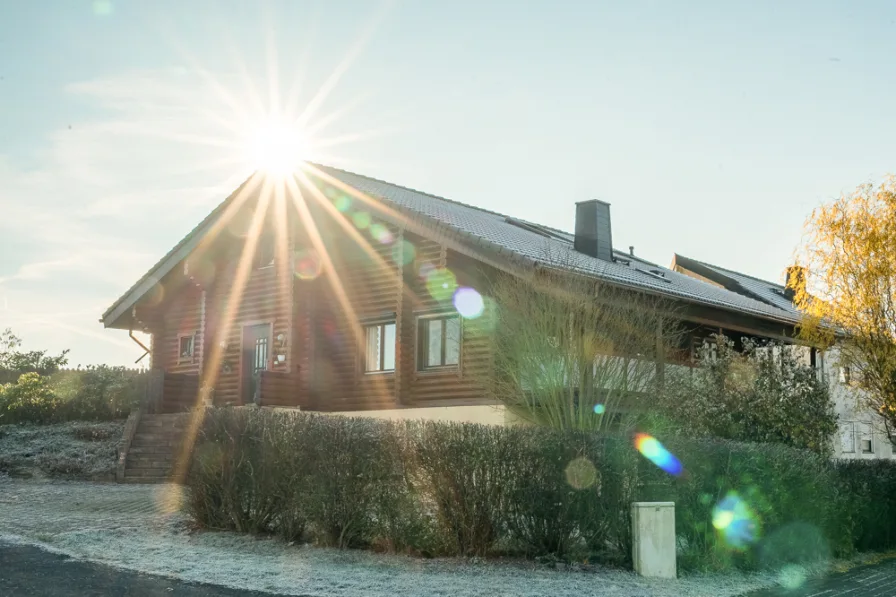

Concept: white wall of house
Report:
left=822, top=347, right=895, bottom=459
left=312, top=404, right=510, bottom=426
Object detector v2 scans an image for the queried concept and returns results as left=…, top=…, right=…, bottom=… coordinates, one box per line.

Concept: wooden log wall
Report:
left=205, top=240, right=294, bottom=406
left=154, top=283, right=203, bottom=375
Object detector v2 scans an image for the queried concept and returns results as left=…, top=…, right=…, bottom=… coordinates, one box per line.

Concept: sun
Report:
left=245, top=116, right=312, bottom=178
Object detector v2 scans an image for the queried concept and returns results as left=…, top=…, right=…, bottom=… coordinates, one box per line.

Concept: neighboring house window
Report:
left=254, top=236, right=275, bottom=269
left=839, top=422, right=855, bottom=454
left=179, top=334, right=195, bottom=360
left=839, top=366, right=851, bottom=384
left=418, top=314, right=461, bottom=370
left=859, top=422, right=874, bottom=454
left=364, top=322, right=396, bottom=373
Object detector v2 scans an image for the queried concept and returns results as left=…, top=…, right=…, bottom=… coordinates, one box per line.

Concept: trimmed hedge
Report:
left=187, top=408, right=896, bottom=571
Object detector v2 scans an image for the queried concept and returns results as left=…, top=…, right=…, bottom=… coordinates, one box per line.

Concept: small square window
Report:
left=839, top=366, right=851, bottom=384
left=254, top=236, right=275, bottom=269
left=179, top=335, right=195, bottom=360
left=418, top=315, right=460, bottom=370
left=364, top=322, right=396, bottom=373
left=859, top=423, right=874, bottom=454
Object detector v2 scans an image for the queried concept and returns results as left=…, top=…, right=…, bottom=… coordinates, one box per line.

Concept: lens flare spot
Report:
left=294, top=249, right=323, bottom=280
left=565, top=457, right=598, bottom=490
left=334, top=194, right=351, bottom=212
left=392, top=240, right=416, bottom=267
left=634, top=433, right=682, bottom=476
left=426, top=268, right=458, bottom=302
left=712, top=492, right=760, bottom=551
left=418, top=262, right=435, bottom=279
left=453, top=287, right=484, bottom=318
left=777, top=564, right=808, bottom=590
left=152, top=483, right=186, bottom=514
left=593, top=403, right=606, bottom=415
left=351, top=211, right=371, bottom=229
left=369, top=223, right=394, bottom=245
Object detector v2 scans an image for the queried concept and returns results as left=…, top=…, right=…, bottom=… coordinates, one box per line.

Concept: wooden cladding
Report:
left=146, top=370, right=200, bottom=414
left=149, top=212, right=494, bottom=412
left=206, top=251, right=293, bottom=406
left=154, top=284, right=203, bottom=375
left=258, top=371, right=310, bottom=408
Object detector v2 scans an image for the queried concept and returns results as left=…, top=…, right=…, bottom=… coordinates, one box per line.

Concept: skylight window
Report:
left=504, top=217, right=572, bottom=242
left=641, top=268, right=672, bottom=283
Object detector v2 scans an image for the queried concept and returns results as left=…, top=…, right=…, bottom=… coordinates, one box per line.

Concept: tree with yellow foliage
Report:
left=793, top=176, right=896, bottom=446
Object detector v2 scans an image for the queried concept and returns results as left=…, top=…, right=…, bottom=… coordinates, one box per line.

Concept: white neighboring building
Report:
left=673, top=254, right=895, bottom=460
left=822, top=348, right=894, bottom=459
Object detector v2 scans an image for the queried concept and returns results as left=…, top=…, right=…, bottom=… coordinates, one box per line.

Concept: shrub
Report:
left=0, top=367, right=145, bottom=425
left=0, top=373, right=59, bottom=424
left=408, top=421, right=516, bottom=556
left=835, top=459, right=896, bottom=551
left=188, top=408, right=292, bottom=535
left=301, top=415, right=397, bottom=548
left=661, top=336, right=837, bottom=456
left=51, top=366, right=145, bottom=421
left=187, top=408, right=896, bottom=570
left=639, top=437, right=849, bottom=570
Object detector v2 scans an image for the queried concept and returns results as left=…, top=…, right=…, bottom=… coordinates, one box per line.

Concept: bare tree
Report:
left=486, top=263, right=679, bottom=432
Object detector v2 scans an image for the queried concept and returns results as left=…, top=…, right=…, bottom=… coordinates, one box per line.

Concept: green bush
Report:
left=0, top=367, right=145, bottom=424
left=835, top=459, right=896, bottom=551
left=661, top=336, right=838, bottom=456
left=51, top=366, right=146, bottom=421
left=639, top=437, right=850, bottom=570
left=0, top=373, right=59, bottom=424
left=187, top=408, right=896, bottom=570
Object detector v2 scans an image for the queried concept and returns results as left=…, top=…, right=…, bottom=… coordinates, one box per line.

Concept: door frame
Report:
left=238, top=320, right=273, bottom=405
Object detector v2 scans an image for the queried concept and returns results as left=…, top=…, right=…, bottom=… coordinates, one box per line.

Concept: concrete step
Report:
left=124, top=467, right=172, bottom=477
left=131, top=437, right=182, bottom=446
left=127, top=445, right=178, bottom=455
left=126, top=458, right=173, bottom=469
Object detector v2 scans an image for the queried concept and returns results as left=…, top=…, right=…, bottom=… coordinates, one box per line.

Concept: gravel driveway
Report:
left=0, top=478, right=781, bottom=597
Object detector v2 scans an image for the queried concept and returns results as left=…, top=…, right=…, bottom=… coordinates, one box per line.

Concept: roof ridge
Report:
left=311, top=162, right=512, bottom=221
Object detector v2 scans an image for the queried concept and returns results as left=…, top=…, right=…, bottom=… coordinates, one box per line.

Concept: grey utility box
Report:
left=631, top=502, right=677, bottom=579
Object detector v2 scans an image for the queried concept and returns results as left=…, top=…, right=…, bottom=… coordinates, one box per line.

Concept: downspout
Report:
left=130, top=328, right=151, bottom=364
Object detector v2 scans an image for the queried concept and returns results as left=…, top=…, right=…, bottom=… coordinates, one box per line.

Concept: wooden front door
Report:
left=242, top=323, right=271, bottom=404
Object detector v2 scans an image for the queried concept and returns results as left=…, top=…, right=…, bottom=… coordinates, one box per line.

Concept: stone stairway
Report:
left=121, top=413, right=191, bottom=484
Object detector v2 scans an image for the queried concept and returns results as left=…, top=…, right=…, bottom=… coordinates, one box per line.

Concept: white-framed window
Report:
left=839, top=366, right=851, bottom=384
left=839, top=422, right=855, bottom=454
left=859, top=422, right=874, bottom=454
left=364, top=322, right=396, bottom=373
left=179, top=334, right=195, bottom=361
left=417, top=314, right=461, bottom=370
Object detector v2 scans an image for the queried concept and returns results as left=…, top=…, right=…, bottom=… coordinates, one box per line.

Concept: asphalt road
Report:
left=0, top=542, right=289, bottom=597
left=742, top=558, right=896, bottom=597
left=5, top=538, right=896, bottom=597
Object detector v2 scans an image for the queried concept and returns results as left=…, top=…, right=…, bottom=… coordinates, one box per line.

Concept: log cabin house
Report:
left=101, top=164, right=815, bottom=425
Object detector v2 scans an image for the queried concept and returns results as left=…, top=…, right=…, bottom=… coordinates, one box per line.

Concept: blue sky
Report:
left=2, top=0, right=896, bottom=366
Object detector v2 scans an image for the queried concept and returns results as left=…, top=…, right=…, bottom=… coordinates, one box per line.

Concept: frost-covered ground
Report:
left=0, top=421, right=124, bottom=479
left=0, top=479, right=787, bottom=597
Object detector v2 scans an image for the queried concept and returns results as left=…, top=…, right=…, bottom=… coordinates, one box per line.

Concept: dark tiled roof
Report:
left=673, top=254, right=801, bottom=318
left=102, top=164, right=801, bottom=328
left=317, top=165, right=801, bottom=325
